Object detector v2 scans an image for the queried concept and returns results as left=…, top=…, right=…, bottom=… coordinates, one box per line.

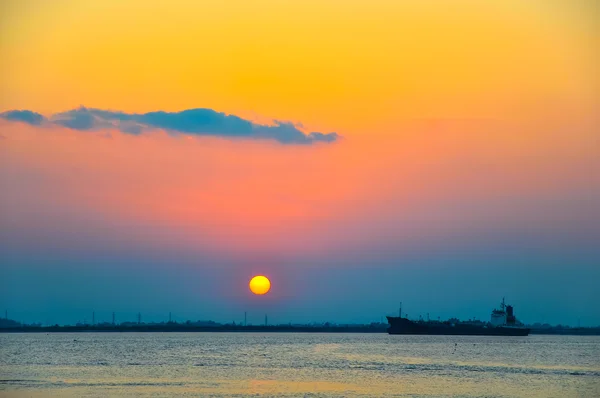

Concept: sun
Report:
left=249, top=275, right=271, bottom=295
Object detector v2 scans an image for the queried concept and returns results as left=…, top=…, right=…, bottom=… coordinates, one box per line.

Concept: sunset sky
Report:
left=1, top=0, right=598, bottom=326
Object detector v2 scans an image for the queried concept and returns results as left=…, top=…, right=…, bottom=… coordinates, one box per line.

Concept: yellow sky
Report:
left=1, top=0, right=597, bottom=134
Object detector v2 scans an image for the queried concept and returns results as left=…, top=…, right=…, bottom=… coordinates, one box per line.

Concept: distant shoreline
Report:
left=0, top=325, right=387, bottom=334
left=2, top=325, right=600, bottom=335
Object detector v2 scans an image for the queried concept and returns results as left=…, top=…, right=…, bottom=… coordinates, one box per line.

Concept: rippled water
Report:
left=1, top=333, right=599, bottom=397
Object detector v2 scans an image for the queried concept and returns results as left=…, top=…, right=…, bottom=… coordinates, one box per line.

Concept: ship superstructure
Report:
left=489, top=297, right=521, bottom=327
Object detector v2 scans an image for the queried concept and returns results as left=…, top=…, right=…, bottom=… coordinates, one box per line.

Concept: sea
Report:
left=0, top=333, right=598, bottom=397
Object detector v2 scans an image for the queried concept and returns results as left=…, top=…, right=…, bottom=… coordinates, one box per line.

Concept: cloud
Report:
left=0, top=110, right=45, bottom=125
left=1, top=107, right=340, bottom=144
left=53, top=108, right=98, bottom=130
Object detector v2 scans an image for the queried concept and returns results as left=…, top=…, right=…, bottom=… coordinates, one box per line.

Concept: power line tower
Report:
left=137, top=312, right=141, bottom=325
left=112, top=312, right=115, bottom=326
left=92, top=311, right=95, bottom=325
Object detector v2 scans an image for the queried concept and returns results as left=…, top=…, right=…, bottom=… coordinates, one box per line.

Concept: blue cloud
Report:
left=1, top=107, right=339, bottom=144
left=307, top=132, right=339, bottom=143
left=53, top=108, right=97, bottom=130
left=0, top=110, right=45, bottom=125
left=139, top=109, right=254, bottom=136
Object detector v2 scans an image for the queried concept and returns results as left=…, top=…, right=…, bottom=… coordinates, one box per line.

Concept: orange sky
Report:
left=1, top=1, right=598, bottom=250
left=1, top=0, right=597, bottom=133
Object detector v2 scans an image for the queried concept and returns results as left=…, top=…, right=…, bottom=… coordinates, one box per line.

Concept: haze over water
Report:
left=1, top=333, right=599, bottom=397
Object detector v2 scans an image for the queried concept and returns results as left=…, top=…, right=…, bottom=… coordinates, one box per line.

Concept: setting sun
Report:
left=249, top=275, right=271, bottom=295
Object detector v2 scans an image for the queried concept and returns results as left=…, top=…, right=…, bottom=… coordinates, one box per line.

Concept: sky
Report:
left=0, top=0, right=599, bottom=326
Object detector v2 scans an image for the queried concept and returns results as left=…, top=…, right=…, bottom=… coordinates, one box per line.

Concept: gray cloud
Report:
left=0, top=110, right=45, bottom=125
left=53, top=108, right=98, bottom=130
left=1, top=107, right=340, bottom=144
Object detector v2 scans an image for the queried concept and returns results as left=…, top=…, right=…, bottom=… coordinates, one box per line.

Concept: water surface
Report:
left=1, top=333, right=598, bottom=397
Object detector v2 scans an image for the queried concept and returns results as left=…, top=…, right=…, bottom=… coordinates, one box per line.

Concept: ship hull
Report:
left=386, top=316, right=530, bottom=336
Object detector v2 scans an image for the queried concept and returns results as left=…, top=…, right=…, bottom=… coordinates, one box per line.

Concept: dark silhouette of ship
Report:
left=386, top=298, right=530, bottom=336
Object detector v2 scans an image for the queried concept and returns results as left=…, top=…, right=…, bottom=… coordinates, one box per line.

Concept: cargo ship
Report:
left=386, top=298, right=530, bottom=336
